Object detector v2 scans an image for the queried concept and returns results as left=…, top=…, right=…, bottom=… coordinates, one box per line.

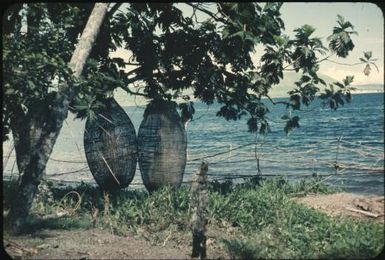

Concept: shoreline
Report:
left=266, top=90, right=384, bottom=99
left=3, top=174, right=384, bottom=197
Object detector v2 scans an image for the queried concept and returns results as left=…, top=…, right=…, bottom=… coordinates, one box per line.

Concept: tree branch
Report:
left=68, top=3, right=110, bottom=79
left=325, top=59, right=364, bottom=66
left=185, top=3, right=227, bottom=23
left=108, top=3, right=122, bottom=17
left=265, top=94, right=290, bottom=106
left=120, top=84, right=148, bottom=97
left=282, top=53, right=365, bottom=72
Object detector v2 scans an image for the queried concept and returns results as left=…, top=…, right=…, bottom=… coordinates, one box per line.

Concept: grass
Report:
left=3, top=176, right=384, bottom=259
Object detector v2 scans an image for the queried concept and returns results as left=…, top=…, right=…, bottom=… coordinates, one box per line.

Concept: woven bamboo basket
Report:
left=84, top=98, right=137, bottom=191
left=138, top=99, right=187, bottom=192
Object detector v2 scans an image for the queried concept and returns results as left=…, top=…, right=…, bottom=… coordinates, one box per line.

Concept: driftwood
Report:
left=345, top=207, right=383, bottom=218
left=190, top=162, right=209, bottom=259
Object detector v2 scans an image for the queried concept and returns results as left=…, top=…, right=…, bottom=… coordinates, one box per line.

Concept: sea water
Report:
left=2, top=93, right=384, bottom=195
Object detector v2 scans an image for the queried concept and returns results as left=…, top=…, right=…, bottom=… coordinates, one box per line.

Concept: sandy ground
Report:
left=295, top=192, right=385, bottom=223
left=4, top=228, right=192, bottom=259
left=3, top=223, right=233, bottom=259
left=4, top=192, right=384, bottom=259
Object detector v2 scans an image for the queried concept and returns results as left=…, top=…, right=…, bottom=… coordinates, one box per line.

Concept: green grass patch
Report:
left=3, top=177, right=383, bottom=258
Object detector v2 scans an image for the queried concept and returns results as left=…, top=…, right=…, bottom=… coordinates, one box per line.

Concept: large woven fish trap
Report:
left=138, top=99, right=187, bottom=192
left=84, top=98, right=137, bottom=191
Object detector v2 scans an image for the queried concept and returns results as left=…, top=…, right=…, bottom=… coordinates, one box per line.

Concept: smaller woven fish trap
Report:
left=138, top=99, right=187, bottom=192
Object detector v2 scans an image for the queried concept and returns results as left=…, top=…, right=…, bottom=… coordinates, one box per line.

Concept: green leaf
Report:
left=5, top=89, right=16, bottom=95
left=27, top=80, right=36, bottom=90
left=363, top=51, right=372, bottom=60
left=290, top=94, right=301, bottom=110
left=343, top=75, right=354, bottom=86
left=284, top=116, right=300, bottom=134
left=318, top=78, right=326, bottom=86
left=334, top=82, right=345, bottom=89
left=329, top=99, right=337, bottom=110
left=247, top=117, right=258, bottom=133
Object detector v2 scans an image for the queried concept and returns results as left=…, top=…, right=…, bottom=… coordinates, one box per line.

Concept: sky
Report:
left=279, top=2, right=383, bottom=85
left=111, top=3, right=384, bottom=105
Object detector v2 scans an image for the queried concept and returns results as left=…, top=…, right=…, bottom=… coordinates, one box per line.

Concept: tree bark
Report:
left=8, top=3, right=110, bottom=234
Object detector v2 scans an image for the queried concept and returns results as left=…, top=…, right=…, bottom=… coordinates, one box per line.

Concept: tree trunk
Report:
left=8, top=3, right=110, bottom=234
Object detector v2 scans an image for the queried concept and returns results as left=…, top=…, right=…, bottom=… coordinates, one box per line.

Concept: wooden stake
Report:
left=191, top=161, right=209, bottom=259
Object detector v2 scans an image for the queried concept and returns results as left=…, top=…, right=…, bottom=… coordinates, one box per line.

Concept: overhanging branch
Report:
left=185, top=3, right=226, bottom=23
left=265, top=94, right=290, bottom=106
left=120, top=84, right=148, bottom=97
left=325, top=59, right=364, bottom=66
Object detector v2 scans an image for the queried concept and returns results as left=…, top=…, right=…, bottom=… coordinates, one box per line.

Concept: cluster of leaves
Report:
left=2, top=3, right=77, bottom=140
left=327, top=15, right=357, bottom=58
left=319, top=75, right=356, bottom=110
left=69, top=58, right=128, bottom=120
left=111, top=3, right=373, bottom=133
left=109, top=3, right=290, bottom=132
left=360, top=51, right=379, bottom=76
left=290, top=25, right=327, bottom=73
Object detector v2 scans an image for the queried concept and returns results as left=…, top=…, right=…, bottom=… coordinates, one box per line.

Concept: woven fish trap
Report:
left=84, top=98, right=137, bottom=191
left=138, top=99, right=187, bottom=192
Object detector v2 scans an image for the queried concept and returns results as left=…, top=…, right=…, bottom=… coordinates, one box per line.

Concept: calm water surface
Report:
left=3, top=93, right=384, bottom=195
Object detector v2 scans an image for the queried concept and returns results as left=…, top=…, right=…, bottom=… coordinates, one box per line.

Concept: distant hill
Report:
left=268, top=72, right=337, bottom=98
left=114, top=72, right=383, bottom=107
left=350, top=83, right=384, bottom=93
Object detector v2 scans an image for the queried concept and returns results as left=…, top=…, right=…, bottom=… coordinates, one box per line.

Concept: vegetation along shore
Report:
left=3, top=177, right=384, bottom=259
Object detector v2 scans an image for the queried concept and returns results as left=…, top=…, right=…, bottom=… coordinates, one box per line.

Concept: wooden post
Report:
left=335, top=136, right=342, bottom=174
left=191, top=161, right=209, bottom=259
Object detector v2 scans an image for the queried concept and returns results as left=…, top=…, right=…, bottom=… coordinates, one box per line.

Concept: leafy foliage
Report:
left=290, top=25, right=327, bottom=72
left=327, top=15, right=357, bottom=58
left=319, top=75, right=356, bottom=110
left=2, top=3, right=77, bottom=140
left=3, top=3, right=378, bottom=141
left=360, top=51, right=379, bottom=76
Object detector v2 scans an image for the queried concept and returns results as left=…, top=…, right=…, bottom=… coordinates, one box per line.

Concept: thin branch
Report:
left=282, top=53, right=366, bottom=72
left=283, top=53, right=333, bottom=71
left=120, top=84, right=148, bottom=97
left=265, top=94, right=290, bottom=106
left=325, top=59, right=364, bottom=66
left=370, top=62, right=380, bottom=72
left=317, top=54, right=334, bottom=64
left=282, top=56, right=301, bottom=70
left=186, top=3, right=226, bottom=23
left=190, top=4, right=198, bottom=23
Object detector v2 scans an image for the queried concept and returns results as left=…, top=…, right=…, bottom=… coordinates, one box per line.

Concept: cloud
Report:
left=321, top=65, right=384, bottom=85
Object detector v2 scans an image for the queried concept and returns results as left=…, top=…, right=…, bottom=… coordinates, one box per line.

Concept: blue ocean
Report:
left=3, top=93, right=384, bottom=195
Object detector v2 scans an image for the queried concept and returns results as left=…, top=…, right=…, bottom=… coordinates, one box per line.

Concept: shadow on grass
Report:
left=3, top=215, right=92, bottom=236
